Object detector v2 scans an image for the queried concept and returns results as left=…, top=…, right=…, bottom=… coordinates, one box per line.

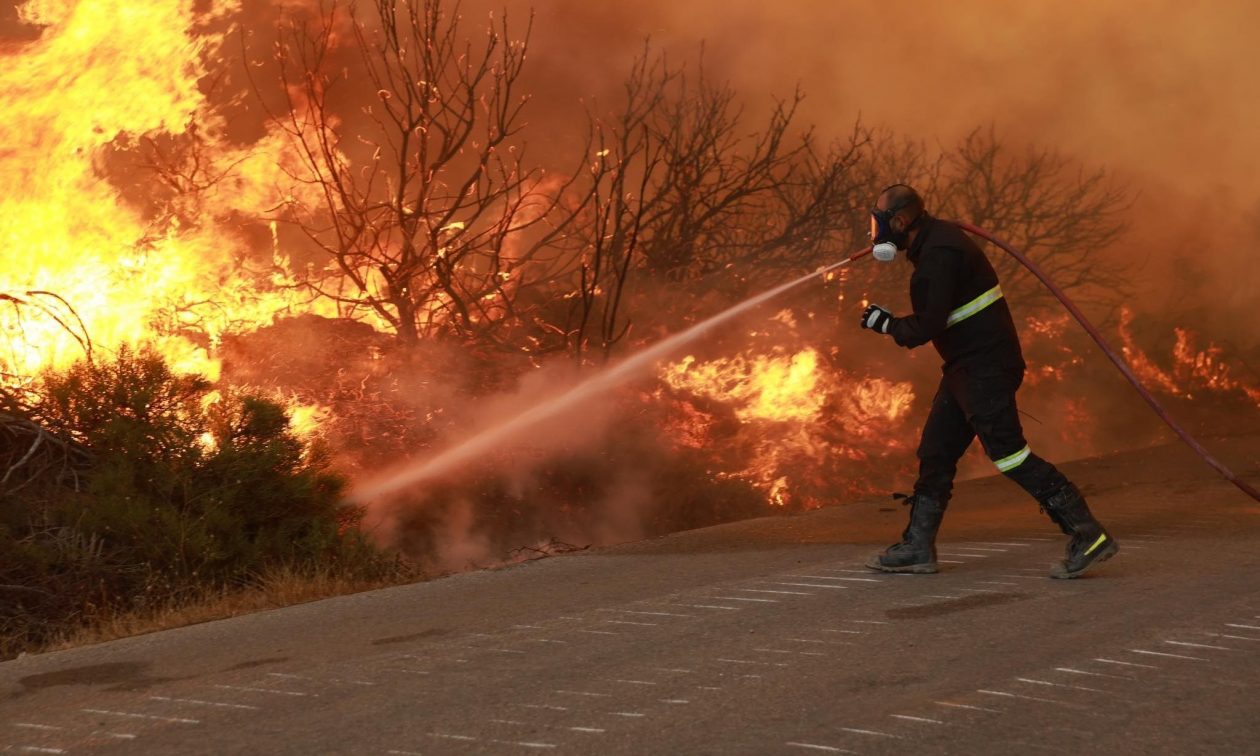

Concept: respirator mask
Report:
left=869, top=206, right=910, bottom=262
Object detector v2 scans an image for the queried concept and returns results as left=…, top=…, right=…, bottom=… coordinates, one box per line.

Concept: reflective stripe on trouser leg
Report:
left=993, top=445, right=1031, bottom=473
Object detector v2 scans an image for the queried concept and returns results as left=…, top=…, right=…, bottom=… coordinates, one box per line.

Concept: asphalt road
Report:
left=3, top=435, right=1259, bottom=755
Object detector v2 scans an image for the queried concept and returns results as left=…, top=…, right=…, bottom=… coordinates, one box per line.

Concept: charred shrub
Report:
left=0, top=346, right=393, bottom=657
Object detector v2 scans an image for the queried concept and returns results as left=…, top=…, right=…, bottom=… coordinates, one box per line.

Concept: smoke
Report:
left=459, top=0, right=1258, bottom=344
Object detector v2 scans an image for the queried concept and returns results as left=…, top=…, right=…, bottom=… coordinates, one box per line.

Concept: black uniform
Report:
left=889, top=215, right=1069, bottom=505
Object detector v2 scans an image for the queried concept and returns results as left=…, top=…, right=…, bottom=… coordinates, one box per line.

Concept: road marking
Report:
left=149, top=695, right=260, bottom=711
left=1164, top=640, right=1233, bottom=651
left=675, top=603, right=741, bottom=611
left=996, top=574, right=1047, bottom=580
left=652, top=667, right=696, bottom=674
left=785, top=742, right=855, bottom=753
left=555, top=690, right=612, bottom=697
left=1015, top=677, right=1104, bottom=693
left=697, top=685, right=722, bottom=691
left=1054, top=667, right=1131, bottom=680
left=82, top=708, right=199, bottom=724
left=890, top=714, right=944, bottom=724
left=610, top=712, right=646, bottom=718
left=717, top=658, right=789, bottom=667
left=527, top=638, right=568, bottom=645
left=1094, top=657, right=1158, bottom=669
left=822, top=629, right=864, bottom=635
left=969, top=542, right=1031, bottom=547
left=977, top=690, right=1066, bottom=705
left=97, top=732, right=137, bottom=740
left=736, top=588, right=812, bottom=596
left=429, top=733, right=477, bottom=741
left=612, top=679, right=658, bottom=686
left=577, top=629, right=619, bottom=636
left=709, top=595, right=779, bottom=603
left=1204, top=632, right=1260, bottom=641
left=515, top=704, right=569, bottom=712
left=513, top=624, right=544, bottom=629
left=569, top=727, right=606, bottom=733
left=660, top=699, right=690, bottom=704
left=958, top=589, right=1001, bottom=593
left=491, top=740, right=556, bottom=749
left=840, top=727, right=901, bottom=738
left=11, top=724, right=62, bottom=731
left=1226, top=623, right=1260, bottom=631
left=16, top=748, right=64, bottom=754
left=785, top=575, right=881, bottom=583
left=1127, top=649, right=1209, bottom=661
left=934, top=701, right=1001, bottom=713
left=763, top=582, right=849, bottom=590
left=819, top=569, right=882, bottom=575
left=938, top=559, right=965, bottom=564
left=213, top=684, right=313, bottom=697
left=598, top=609, right=693, bottom=618
left=846, top=620, right=889, bottom=625
left=603, top=620, right=658, bottom=626
left=975, top=581, right=1020, bottom=586
left=951, top=546, right=1008, bottom=552
left=938, top=552, right=989, bottom=558
left=491, top=719, right=527, bottom=725
left=923, top=595, right=962, bottom=600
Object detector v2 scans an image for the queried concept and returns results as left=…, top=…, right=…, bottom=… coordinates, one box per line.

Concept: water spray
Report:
left=351, top=246, right=873, bottom=502
left=353, top=223, right=1260, bottom=507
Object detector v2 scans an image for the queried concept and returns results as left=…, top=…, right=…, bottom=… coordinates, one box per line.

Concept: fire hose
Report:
left=949, top=220, right=1260, bottom=504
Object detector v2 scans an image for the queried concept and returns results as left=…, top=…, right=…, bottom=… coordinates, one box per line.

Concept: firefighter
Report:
left=858, top=184, right=1118, bottom=579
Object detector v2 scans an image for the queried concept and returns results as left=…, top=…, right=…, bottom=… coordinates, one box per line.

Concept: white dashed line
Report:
left=840, top=727, right=901, bottom=738
left=610, top=712, right=646, bottom=718
left=1164, top=640, right=1232, bottom=651
left=764, top=582, right=849, bottom=590
left=977, top=690, right=1066, bottom=705
left=1015, top=677, right=1104, bottom=693
left=569, top=726, right=606, bottom=733
left=612, top=679, right=658, bottom=686
left=716, top=658, right=789, bottom=667
left=81, top=708, right=199, bottom=724
left=786, top=742, right=854, bottom=753
left=149, top=695, right=260, bottom=711
left=934, top=701, right=1001, bottom=713
left=603, top=620, right=658, bottom=627
left=785, top=575, right=881, bottom=583
left=1094, top=657, right=1158, bottom=669
left=428, top=733, right=477, bottom=741
left=515, top=704, right=569, bottom=712
left=555, top=690, right=611, bottom=698
left=736, top=588, right=812, bottom=596
left=1127, top=649, right=1209, bottom=661
left=1053, top=667, right=1131, bottom=680
left=890, top=714, right=944, bottom=724
left=1226, top=623, right=1260, bottom=631
left=11, top=724, right=61, bottom=732
left=213, top=684, right=313, bottom=697
left=16, top=748, right=65, bottom=754
left=577, top=630, right=619, bottom=636
left=598, top=609, right=693, bottom=618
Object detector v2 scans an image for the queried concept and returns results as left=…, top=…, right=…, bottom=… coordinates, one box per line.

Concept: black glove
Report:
left=860, top=304, right=893, bottom=334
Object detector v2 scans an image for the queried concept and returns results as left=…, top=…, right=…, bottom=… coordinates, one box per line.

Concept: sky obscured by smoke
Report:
left=492, top=0, right=1258, bottom=338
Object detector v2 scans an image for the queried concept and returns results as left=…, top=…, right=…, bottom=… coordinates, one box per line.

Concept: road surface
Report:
left=3, top=434, right=1259, bottom=755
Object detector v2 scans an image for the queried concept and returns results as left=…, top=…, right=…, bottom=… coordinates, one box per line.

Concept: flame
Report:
left=0, top=0, right=340, bottom=386
left=662, top=348, right=915, bottom=506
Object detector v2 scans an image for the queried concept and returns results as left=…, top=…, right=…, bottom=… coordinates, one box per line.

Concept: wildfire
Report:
left=1118, top=307, right=1260, bottom=408
left=0, top=0, right=335, bottom=385
left=661, top=347, right=916, bottom=507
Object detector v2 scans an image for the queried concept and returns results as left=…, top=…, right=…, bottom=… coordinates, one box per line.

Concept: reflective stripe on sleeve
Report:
left=993, top=445, right=1031, bottom=472
left=946, top=284, right=1004, bottom=328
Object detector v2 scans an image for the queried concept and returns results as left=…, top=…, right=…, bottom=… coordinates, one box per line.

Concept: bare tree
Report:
left=269, top=0, right=588, bottom=346
left=935, top=127, right=1131, bottom=314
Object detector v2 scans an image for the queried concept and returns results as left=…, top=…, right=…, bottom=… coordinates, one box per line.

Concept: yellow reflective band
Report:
left=946, top=284, right=1004, bottom=327
left=1084, top=533, right=1109, bottom=556
left=993, top=445, right=1031, bottom=472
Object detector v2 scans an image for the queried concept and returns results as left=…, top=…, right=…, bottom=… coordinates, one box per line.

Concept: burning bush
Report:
left=0, top=346, right=397, bottom=658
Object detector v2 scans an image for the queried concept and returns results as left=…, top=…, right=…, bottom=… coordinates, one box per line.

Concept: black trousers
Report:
left=914, top=366, right=1069, bottom=505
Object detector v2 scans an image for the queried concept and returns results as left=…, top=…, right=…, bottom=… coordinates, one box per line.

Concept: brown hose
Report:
left=951, top=219, right=1260, bottom=504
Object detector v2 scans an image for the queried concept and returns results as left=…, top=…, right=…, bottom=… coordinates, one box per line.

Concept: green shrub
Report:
left=0, top=345, right=395, bottom=657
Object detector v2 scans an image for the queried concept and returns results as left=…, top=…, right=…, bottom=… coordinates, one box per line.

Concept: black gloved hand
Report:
left=860, top=304, right=893, bottom=334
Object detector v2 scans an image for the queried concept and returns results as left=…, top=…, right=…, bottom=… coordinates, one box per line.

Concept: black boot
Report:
left=1041, top=483, right=1118, bottom=579
left=866, top=494, right=946, bottom=574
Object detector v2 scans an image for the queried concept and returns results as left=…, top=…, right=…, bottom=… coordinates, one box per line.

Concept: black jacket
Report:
left=888, top=216, right=1025, bottom=374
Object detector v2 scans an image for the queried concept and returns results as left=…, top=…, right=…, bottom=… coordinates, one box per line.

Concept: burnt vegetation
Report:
left=20, top=0, right=1250, bottom=658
